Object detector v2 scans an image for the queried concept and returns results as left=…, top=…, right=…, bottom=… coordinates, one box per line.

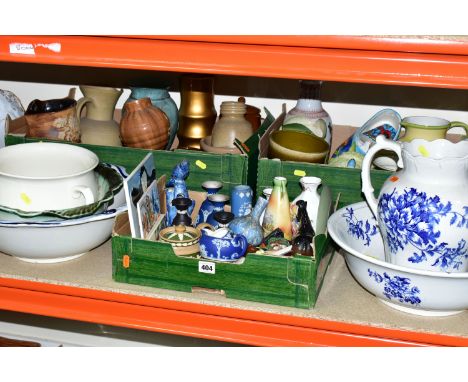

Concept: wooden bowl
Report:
left=268, top=130, right=329, bottom=163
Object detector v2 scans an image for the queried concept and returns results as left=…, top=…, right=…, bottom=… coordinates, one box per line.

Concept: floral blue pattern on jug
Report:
left=378, top=188, right=468, bottom=272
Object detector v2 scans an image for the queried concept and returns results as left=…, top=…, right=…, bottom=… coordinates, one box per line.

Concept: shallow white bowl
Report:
left=327, top=201, right=468, bottom=316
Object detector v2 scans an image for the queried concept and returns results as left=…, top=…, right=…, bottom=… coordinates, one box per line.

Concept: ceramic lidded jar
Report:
left=362, top=135, right=468, bottom=273
left=211, top=101, right=253, bottom=148
left=282, top=80, right=332, bottom=144
left=120, top=97, right=169, bottom=150
left=124, top=87, right=179, bottom=149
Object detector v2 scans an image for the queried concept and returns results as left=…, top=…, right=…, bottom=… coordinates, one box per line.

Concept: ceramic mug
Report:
left=0, top=142, right=99, bottom=212
left=399, top=116, right=468, bottom=142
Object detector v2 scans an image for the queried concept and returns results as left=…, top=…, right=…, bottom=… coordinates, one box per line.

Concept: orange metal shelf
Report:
left=1, top=277, right=466, bottom=347
left=1, top=35, right=468, bottom=88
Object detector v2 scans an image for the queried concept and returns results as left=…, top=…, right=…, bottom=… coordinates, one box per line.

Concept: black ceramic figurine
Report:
left=291, top=200, right=315, bottom=256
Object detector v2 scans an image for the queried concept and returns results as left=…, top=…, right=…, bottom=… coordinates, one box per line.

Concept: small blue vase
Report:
left=205, top=194, right=229, bottom=229
left=196, top=180, right=223, bottom=225
left=229, top=197, right=268, bottom=246
left=124, top=87, right=179, bottom=150
left=230, top=184, right=253, bottom=218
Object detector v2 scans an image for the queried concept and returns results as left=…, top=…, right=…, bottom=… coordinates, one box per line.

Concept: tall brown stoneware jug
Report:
left=120, top=97, right=169, bottom=150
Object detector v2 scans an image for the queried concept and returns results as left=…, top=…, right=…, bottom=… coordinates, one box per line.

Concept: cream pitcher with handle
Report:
left=361, top=135, right=468, bottom=273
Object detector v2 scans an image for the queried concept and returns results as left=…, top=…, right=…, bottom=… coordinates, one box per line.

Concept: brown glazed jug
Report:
left=120, top=97, right=169, bottom=150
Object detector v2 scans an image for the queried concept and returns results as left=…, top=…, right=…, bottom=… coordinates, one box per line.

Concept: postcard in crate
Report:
left=136, top=179, right=161, bottom=240
left=123, top=153, right=157, bottom=238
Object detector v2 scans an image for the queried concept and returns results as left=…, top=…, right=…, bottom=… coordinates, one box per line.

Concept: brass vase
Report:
left=177, top=75, right=217, bottom=150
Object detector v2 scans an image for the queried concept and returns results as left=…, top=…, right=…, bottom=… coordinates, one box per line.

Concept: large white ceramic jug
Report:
left=361, top=135, right=468, bottom=273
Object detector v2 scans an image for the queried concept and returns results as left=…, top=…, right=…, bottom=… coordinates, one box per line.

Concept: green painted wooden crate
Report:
left=112, top=212, right=333, bottom=310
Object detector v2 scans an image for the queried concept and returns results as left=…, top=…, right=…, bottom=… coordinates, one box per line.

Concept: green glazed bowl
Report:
left=0, top=164, right=123, bottom=219
left=268, top=130, right=330, bottom=163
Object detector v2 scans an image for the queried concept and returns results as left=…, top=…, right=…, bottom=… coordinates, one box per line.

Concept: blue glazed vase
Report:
left=230, top=184, right=253, bottom=218
left=196, top=180, right=223, bottom=225
left=205, top=194, right=229, bottom=229
left=124, top=87, right=179, bottom=150
left=229, top=197, right=268, bottom=246
left=199, top=227, right=248, bottom=262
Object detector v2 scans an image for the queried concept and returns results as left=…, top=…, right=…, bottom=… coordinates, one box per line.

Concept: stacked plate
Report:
left=0, top=142, right=128, bottom=263
left=327, top=202, right=468, bottom=316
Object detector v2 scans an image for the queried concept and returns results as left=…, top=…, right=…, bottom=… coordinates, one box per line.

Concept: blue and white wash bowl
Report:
left=328, top=201, right=468, bottom=316
left=199, top=227, right=248, bottom=262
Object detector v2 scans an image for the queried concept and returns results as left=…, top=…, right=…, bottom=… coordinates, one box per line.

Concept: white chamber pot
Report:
left=0, top=142, right=99, bottom=211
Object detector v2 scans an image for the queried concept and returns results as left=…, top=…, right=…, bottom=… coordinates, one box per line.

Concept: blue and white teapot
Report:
left=361, top=135, right=468, bottom=273
left=199, top=226, right=248, bottom=262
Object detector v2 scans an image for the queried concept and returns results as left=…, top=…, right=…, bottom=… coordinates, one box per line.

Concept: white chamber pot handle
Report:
left=72, top=185, right=95, bottom=205
left=361, top=135, right=403, bottom=218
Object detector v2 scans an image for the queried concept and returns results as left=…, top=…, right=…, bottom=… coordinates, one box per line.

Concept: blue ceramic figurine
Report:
left=165, top=160, right=194, bottom=225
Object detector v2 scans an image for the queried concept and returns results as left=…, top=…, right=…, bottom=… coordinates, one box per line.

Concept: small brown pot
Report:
left=120, top=97, right=169, bottom=150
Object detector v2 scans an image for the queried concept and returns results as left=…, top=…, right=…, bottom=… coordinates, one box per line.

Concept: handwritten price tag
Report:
left=198, top=260, right=215, bottom=274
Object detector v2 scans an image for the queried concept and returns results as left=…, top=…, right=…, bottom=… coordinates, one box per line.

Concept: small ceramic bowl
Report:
left=268, top=130, right=330, bottom=163
left=200, top=136, right=242, bottom=154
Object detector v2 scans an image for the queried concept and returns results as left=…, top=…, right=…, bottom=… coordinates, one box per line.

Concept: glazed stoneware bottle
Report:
left=229, top=196, right=268, bottom=246
left=195, top=180, right=223, bottom=225
left=362, top=135, right=468, bottom=273
left=78, top=85, right=123, bottom=146
left=262, top=177, right=292, bottom=240
left=291, top=176, right=322, bottom=235
left=211, top=101, right=253, bottom=148
left=124, top=87, right=179, bottom=149
left=282, top=80, right=332, bottom=144
left=120, top=97, right=169, bottom=150
left=178, top=75, right=217, bottom=150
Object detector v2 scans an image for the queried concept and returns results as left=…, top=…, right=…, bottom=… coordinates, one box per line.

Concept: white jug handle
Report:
left=361, top=135, right=403, bottom=218
left=72, top=185, right=95, bottom=205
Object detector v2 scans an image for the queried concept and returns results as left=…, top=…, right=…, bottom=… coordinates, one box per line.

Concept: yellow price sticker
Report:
left=20, top=192, right=32, bottom=205
left=418, top=145, right=430, bottom=157
left=195, top=160, right=207, bottom=170
left=294, top=169, right=306, bottom=177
